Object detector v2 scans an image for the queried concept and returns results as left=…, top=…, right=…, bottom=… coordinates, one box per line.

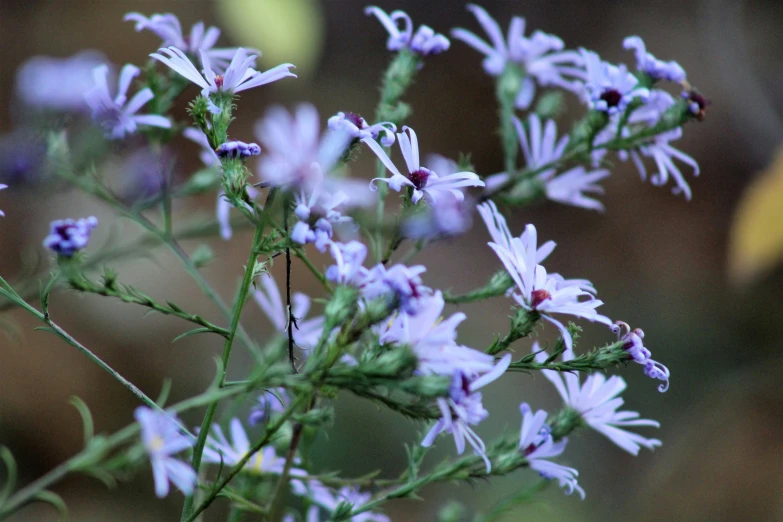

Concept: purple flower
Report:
left=362, top=262, right=432, bottom=315
left=403, top=192, right=473, bottom=239
left=618, top=91, right=699, bottom=199
left=379, top=291, right=495, bottom=377
left=43, top=216, right=98, bottom=257
left=203, top=417, right=303, bottom=475
left=256, top=104, right=354, bottom=190
left=544, top=167, right=609, bottom=211
left=216, top=140, right=262, bottom=159
left=478, top=201, right=610, bottom=349
left=15, top=51, right=106, bottom=112
left=328, top=112, right=397, bottom=147
left=580, top=49, right=649, bottom=114
left=84, top=64, right=171, bottom=139
left=518, top=403, right=584, bottom=499
left=125, top=12, right=241, bottom=70
left=484, top=115, right=609, bottom=210
left=135, top=407, right=196, bottom=498
left=623, top=36, right=686, bottom=83
left=0, top=184, right=6, bottom=217
left=292, top=481, right=389, bottom=522
left=612, top=322, right=670, bottom=392
left=422, top=354, right=512, bottom=471
left=452, top=5, right=584, bottom=108
left=533, top=342, right=662, bottom=454
left=292, top=189, right=355, bottom=252
left=249, top=388, right=290, bottom=426
left=629, top=127, right=699, bottom=200
left=150, top=47, right=295, bottom=113
left=365, top=7, right=449, bottom=56
left=365, top=127, right=483, bottom=204
left=253, top=272, right=325, bottom=354
left=325, top=241, right=371, bottom=287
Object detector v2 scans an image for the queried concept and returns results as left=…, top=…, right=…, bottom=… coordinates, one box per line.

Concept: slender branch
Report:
left=67, top=273, right=230, bottom=338
left=181, top=189, right=278, bottom=521
left=184, top=395, right=304, bottom=522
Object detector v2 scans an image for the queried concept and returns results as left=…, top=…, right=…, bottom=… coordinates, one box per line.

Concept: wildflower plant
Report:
left=0, top=5, right=706, bottom=521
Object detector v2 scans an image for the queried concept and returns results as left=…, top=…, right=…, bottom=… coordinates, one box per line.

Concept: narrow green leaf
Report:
left=69, top=397, right=94, bottom=447
left=34, top=490, right=69, bottom=521
left=172, top=328, right=213, bottom=343
left=0, top=446, right=18, bottom=504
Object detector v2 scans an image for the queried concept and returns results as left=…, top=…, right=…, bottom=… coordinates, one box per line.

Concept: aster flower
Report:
left=483, top=115, right=609, bottom=210
left=365, top=127, right=483, bottom=204
left=518, top=403, right=584, bottom=499
left=184, top=128, right=260, bottom=240
left=249, top=388, right=290, bottom=426
left=580, top=49, right=649, bottom=114
left=544, top=166, right=609, bottom=211
left=84, top=64, right=171, bottom=139
left=403, top=192, right=473, bottom=239
left=292, top=481, right=389, bottom=522
left=628, top=127, right=699, bottom=200
left=16, top=51, right=106, bottom=111
left=134, top=407, right=196, bottom=498
left=422, top=354, right=512, bottom=471
left=150, top=47, right=295, bottom=113
left=203, top=418, right=301, bottom=475
left=328, top=112, right=397, bottom=147
left=365, top=7, right=450, bottom=56
left=253, top=272, right=325, bottom=353
left=623, top=36, right=686, bottom=83
left=613, top=322, right=670, bottom=392
left=216, top=140, right=261, bottom=159
left=451, top=4, right=584, bottom=108
left=533, top=342, right=662, bottom=454
left=362, top=262, right=432, bottom=315
left=292, top=189, right=354, bottom=251
left=477, top=202, right=609, bottom=349
left=43, top=216, right=98, bottom=257
left=379, top=292, right=495, bottom=376
left=125, top=12, right=241, bottom=70
left=256, top=104, right=354, bottom=190
left=325, top=240, right=371, bottom=287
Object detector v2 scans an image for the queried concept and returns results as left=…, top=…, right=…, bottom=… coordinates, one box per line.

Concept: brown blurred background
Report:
left=1, top=0, right=783, bottom=520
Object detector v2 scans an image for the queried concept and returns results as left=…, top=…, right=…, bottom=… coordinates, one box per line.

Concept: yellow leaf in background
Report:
left=215, top=0, right=324, bottom=76
left=729, top=146, right=783, bottom=283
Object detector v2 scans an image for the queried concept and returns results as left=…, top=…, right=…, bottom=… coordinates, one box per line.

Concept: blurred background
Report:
left=1, top=0, right=782, bottom=520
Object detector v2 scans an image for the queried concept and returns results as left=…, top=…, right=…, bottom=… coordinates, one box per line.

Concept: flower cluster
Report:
left=43, top=217, right=99, bottom=257
left=0, top=3, right=706, bottom=520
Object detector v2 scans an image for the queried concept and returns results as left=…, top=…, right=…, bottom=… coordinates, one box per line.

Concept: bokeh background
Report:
left=1, top=0, right=782, bottom=520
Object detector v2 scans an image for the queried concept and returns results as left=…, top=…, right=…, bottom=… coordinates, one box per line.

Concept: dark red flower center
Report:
left=214, top=75, right=224, bottom=89
left=344, top=112, right=366, bottom=129
left=54, top=223, right=76, bottom=239
left=600, top=89, right=623, bottom=108
left=409, top=169, right=430, bottom=190
left=530, top=289, right=552, bottom=309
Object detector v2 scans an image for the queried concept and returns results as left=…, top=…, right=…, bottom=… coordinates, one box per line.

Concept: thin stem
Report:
left=265, top=420, right=304, bottom=522
left=284, top=202, right=297, bottom=370
left=0, top=280, right=160, bottom=413
left=184, top=396, right=304, bottom=522
left=181, top=189, right=277, bottom=521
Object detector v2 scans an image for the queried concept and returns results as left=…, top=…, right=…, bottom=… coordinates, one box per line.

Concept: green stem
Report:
left=0, top=380, right=262, bottom=520
left=181, top=190, right=277, bottom=521
left=0, top=279, right=159, bottom=413
left=67, top=274, right=230, bottom=338
left=184, top=395, right=304, bottom=522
